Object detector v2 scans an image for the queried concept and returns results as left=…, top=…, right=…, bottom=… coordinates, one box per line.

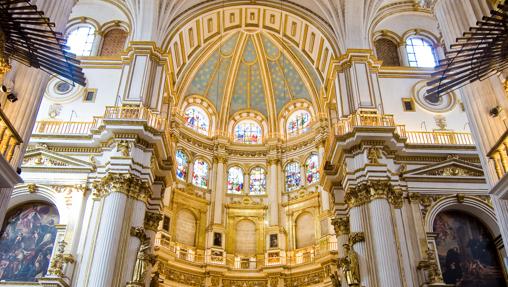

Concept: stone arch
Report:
left=10, top=184, right=69, bottom=224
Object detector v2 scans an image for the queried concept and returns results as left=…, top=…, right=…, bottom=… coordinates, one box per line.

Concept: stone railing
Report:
left=33, top=120, right=95, bottom=135
left=33, top=106, right=166, bottom=136
left=334, top=113, right=396, bottom=136
left=0, top=108, right=22, bottom=163
left=404, top=130, right=474, bottom=145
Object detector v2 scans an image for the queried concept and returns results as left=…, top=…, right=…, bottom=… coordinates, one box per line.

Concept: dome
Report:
left=179, top=31, right=322, bottom=136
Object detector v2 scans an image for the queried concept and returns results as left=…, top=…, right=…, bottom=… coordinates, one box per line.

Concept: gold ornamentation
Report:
left=367, top=147, right=380, bottom=164
left=158, top=262, right=205, bottom=287
left=408, top=192, right=420, bottom=202
left=349, top=232, right=365, bottom=246
left=144, top=211, right=162, bottom=231
left=117, top=140, right=131, bottom=157
left=92, top=173, right=151, bottom=202
left=345, top=180, right=403, bottom=208
left=330, top=270, right=342, bottom=287
left=417, top=249, right=443, bottom=284
left=339, top=244, right=361, bottom=286
left=47, top=241, right=75, bottom=277
left=27, top=184, right=37, bottom=193
left=223, top=279, right=267, bottom=287
left=332, top=217, right=349, bottom=235
left=456, top=193, right=465, bottom=203
left=284, top=270, right=324, bottom=287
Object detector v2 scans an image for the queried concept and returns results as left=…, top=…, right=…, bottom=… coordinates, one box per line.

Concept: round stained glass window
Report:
left=55, top=81, right=72, bottom=94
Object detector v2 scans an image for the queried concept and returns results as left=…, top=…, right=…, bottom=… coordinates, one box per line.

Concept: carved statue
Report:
left=150, top=271, right=160, bottom=287
left=330, top=270, right=342, bottom=287
left=131, top=239, right=152, bottom=283
left=340, top=244, right=360, bottom=286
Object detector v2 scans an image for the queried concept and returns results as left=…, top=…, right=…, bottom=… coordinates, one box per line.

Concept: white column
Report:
left=268, top=159, right=279, bottom=226
left=368, top=199, right=403, bottom=287
left=88, top=192, right=128, bottom=287
left=120, top=200, right=146, bottom=286
left=349, top=205, right=373, bottom=287
left=318, top=144, right=330, bottom=211
left=213, top=158, right=225, bottom=224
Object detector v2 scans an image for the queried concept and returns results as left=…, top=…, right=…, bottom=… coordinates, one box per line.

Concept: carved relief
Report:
left=332, top=217, right=349, bottom=236
left=284, top=270, right=324, bottom=287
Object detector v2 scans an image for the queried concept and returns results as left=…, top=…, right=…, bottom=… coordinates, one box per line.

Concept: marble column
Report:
left=332, top=217, right=350, bottom=287
left=368, top=199, right=403, bottom=287
left=213, top=156, right=226, bottom=224
left=268, top=158, right=279, bottom=226
left=87, top=174, right=149, bottom=287
left=348, top=205, right=373, bottom=287
left=120, top=200, right=147, bottom=286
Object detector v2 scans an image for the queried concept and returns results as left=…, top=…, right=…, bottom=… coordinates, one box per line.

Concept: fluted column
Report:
left=348, top=205, right=373, bottom=287
left=120, top=200, right=147, bottom=286
left=317, top=144, right=330, bottom=211
left=213, top=156, right=226, bottom=224
left=87, top=174, right=150, bottom=287
left=368, top=199, right=403, bottom=287
left=332, top=217, right=350, bottom=287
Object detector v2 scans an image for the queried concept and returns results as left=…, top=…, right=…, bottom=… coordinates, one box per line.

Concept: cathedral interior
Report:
left=0, top=0, right=507, bottom=287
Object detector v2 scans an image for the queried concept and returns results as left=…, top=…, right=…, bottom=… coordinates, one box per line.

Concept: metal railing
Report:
left=0, top=109, right=22, bottom=163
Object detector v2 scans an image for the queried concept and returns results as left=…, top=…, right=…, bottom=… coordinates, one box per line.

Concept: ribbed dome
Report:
left=183, top=31, right=321, bottom=123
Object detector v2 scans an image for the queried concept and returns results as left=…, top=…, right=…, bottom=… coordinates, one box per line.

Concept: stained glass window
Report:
left=306, top=154, right=319, bottom=184
left=285, top=162, right=301, bottom=192
left=406, top=37, right=436, bottom=68
left=67, top=25, right=96, bottom=56
left=192, top=159, right=209, bottom=188
left=227, top=167, right=244, bottom=194
left=287, top=110, right=311, bottom=136
left=234, top=120, right=262, bottom=144
left=176, top=150, right=188, bottom=181
left=249, top=167, right=266, bottom=195
left=184, top=106, right=209, bottom=135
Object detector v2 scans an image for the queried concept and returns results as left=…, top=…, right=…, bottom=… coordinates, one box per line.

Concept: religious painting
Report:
left=306, top=154, right=319, bottom=184
left=269, top=234, right=278, bottom=248
left=0, top=203, right=59, bottom=282
left=234, top=120, right=262, bottom=144
left=192, top=159, right=209, bottom=188
left=184, top=106, right=209, bottom=135
left=434, top=211, right=506, bottom=287
left=287, top=110, right=310, bottom=136
left=249, top=167, right=266, bottom=195
left=227, top=167, right=244, bottom=194
left=175, top=149, right=188, bottom=181
left=285, top=162, right=301, bottom=192
left=213, top=232, right=222, bottom=247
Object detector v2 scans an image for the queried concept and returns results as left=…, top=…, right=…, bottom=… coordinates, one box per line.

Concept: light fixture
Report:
left=489, top=105, right=502, bottom=117
left=0, top=85, right=7, bottom=93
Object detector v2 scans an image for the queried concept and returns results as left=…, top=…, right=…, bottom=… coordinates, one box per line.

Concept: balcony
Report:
left=0, top=108, right=22, bottom=163
left=332, top=112, right=474, bottom=146
left=32, top=106, right=166, bottom=136
left=488, top=131, right=508, bottom=179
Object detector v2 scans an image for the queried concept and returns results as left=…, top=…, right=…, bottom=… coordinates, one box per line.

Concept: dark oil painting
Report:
left=0, top=203, right=59, bottom=281
left=434, top=210, right=506, bottom=287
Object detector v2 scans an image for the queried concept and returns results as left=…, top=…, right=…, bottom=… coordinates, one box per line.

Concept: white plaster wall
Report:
left=379, top=77, right=470, bottom=132
left=374, top=12, right=440, bottom=40
left=69, top=0, right=129, bottom=26
left=36, top=68, right=122, bottom=122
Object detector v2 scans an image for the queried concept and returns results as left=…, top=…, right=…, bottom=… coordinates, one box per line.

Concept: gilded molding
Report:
left=92, top=173, right=151, bottom=202
left=345, top=180, right=403, bottom=208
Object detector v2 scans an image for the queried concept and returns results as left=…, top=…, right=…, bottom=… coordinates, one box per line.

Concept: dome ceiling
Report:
left=183, top=31, right=321, bottom=122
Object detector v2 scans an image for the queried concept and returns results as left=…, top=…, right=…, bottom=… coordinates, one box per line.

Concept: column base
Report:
left=38, top=276, right=70, bottom=287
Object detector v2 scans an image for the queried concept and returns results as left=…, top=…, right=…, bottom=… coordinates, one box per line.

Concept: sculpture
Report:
left=330, top=270, right=342, bottom=287
left=340, top=243, right=360, bottom=286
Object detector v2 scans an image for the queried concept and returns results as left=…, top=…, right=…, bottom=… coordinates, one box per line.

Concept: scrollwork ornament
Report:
left=144, top=211, right=163, bottom=231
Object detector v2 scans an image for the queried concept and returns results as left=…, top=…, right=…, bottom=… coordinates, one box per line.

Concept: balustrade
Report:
left=0, top=109, right=22, bottom=163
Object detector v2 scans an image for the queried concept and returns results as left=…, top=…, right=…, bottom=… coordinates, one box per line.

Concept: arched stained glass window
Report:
left=192, top=159, right=209, bottom=188
left=234, top=120, right=262, bottom=144
left=227, top=166, right=244, bottom=194
left=176, top=150, right=188, bottom=181
left=306, top=154, right=319, bottom=184
left=287, top=110, right=311, bottom=136
left=67, top=25, right=96, bottom=56
left=405, top=37, right=437, bottom=68
left=285, top=162, right=301, bottom=192
left=249, top=167, right=266, bottom=195
left=184, top=106, right=209, bottom=135
left=0, top=203, right=59, bottom=282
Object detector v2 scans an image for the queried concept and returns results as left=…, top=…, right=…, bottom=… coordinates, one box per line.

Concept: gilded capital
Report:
left=345, top=180, right=403, bottom=209
left=332, top=217, right=350, bottom=236
left=93, top=173, right=151, bottom=202
left=144, top=211, right=163, bottom=231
